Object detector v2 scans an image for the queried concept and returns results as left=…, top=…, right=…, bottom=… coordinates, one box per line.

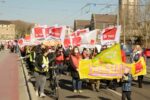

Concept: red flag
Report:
left=101, top=26, right=121, bottom=45
left=44, top=27, right=51, bottom=37
left=103, top=27, right=117, bottom=40
left=72, top=36, right=81, bottom=46
left=75, top=28, right=89, bottom=36
left=34, top=27, right=44, bottom=38
left=50, top=27, right=62, bottom=38
left=64, top=38, right=71, bottom=48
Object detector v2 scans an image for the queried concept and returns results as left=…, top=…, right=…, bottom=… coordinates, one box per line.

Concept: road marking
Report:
left=107, top=89, right=122, bottom=97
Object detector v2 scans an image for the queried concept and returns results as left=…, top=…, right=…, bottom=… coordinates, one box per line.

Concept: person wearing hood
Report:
left=122, top=68, right=132, bottom=100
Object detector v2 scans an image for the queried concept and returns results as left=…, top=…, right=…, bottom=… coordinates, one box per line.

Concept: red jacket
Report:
left=70, top=54, right=81, bottom=70
left=55, top=53, right=64, bottom=64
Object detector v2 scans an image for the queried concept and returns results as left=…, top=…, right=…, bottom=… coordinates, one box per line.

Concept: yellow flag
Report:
left=92, top=44, right=122, bottom=64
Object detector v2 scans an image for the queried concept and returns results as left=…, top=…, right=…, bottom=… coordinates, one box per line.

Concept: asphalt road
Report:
left=29, top=58, right=150, bottom=100
left=30, top=74, right=121, bottom=100
left=30, top=73, right=150, bottom=100
left=1, top=50, right=150, bottom=100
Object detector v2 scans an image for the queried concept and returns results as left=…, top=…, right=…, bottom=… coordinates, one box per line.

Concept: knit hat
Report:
left=124, top=68, right=130, bottom=74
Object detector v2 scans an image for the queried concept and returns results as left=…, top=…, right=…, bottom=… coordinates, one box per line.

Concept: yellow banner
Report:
left=78, top=44, right=147, bottom=79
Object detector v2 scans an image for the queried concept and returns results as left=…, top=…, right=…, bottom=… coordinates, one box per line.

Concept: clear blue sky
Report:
left=0, top=0, right=118, bottom=26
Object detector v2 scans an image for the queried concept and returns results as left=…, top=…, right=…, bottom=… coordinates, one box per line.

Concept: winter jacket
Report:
left=122, top=74, right=132, bottom=91
left=69, top=54, right=81, bottom=79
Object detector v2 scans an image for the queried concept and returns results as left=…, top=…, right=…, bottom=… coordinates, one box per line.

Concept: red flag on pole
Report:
left=103, top=27, right=117, bottom=40
left=64, top=38, right=71, bottom=48
left=72, top=36, right=81, bottom=46
left=34, top=27, right=44, bottom=38
left=50, top=27, right=62, bottom=38
left=101, top=26, right=121, bottom=45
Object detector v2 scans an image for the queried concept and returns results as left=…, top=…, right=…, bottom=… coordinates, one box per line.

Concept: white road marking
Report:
left=107, top=89, right=122, bottom=97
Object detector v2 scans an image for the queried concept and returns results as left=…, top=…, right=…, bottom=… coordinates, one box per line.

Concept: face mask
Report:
left=74, top=49, right=79, bottom=53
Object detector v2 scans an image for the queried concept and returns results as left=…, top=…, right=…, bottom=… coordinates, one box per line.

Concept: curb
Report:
left=19, top=60, right=30, bottom=100
left=20, top=59, right=38, bottom=100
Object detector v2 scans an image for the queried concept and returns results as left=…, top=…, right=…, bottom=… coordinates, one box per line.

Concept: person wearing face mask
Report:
left=55, top=47, right=64, bottom=75
left=34, top=46, right=49, bottom=97
left=64, top=46, right=73, bottom=75
left=122, top=68, right=132, bottom=100
left=70, top=46, right=83, bottom=93
left=81, top=48, right=90, bottom=59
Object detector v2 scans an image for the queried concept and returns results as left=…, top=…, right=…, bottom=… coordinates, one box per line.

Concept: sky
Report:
left=0, top=0, right=118, bottom=26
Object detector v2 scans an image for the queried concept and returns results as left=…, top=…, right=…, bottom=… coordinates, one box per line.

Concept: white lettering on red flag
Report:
left=50, top=27, right=62, bottom=38
left=101, top=26, right=121, bottom=45
left=34, top=27, right=44, bottom=38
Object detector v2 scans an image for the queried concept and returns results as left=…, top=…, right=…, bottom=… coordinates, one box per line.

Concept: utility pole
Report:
left=117, top=0, right=120, bottom=26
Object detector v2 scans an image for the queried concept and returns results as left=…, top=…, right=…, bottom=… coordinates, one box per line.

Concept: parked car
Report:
left=144, top=48, right=150, bottom=58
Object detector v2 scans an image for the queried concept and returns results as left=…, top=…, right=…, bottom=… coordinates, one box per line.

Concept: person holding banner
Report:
left=122, top=68, right=132, bottom=100
left=89, top=47, right=101, bottom=92
left=131, top=45, right=146, bottom=88
left=70, top=46, right=83, bottom=93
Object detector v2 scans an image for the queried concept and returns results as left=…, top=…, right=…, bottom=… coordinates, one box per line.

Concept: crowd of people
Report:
left=0, top=40, right=19, bottom=53
left=16, top=42, right=147, bottom=100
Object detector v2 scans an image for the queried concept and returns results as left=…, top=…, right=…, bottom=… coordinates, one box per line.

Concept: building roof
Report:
left=74, top=20, right=91, bottom=30
left=0, top=20, right=12, bottom=25
left=74, top=20, right=90, bottom=25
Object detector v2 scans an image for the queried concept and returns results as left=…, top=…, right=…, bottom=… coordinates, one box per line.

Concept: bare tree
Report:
left=12, top=20, right=34, bottom=39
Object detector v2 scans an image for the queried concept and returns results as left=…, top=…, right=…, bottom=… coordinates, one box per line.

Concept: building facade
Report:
left=0, top=20, right=16, bottom=40
left=91, top=14, right=117, bottom=30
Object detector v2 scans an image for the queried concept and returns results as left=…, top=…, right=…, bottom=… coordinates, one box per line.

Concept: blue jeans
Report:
left=72, top=78, right=82, bottom=90
left=57, top=63, right=64, bottom=75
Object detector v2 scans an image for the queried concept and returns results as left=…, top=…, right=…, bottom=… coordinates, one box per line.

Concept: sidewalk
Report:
left=0, top=50, right=30, bottom=100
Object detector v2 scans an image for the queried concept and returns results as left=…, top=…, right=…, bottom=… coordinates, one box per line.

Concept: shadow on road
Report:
left=59, top=79, right=72, bottom=91
left=142, top=80, right=150, bottom=84
left=66, top=95, right=90, bottom=99
left=98, top=97, right=111, bottom=100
